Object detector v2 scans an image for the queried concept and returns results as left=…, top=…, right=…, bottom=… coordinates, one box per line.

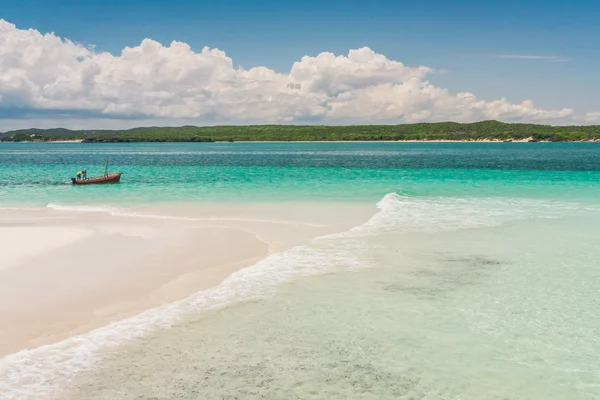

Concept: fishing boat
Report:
left=71, top=173, right=122, bottom=185
left=71, top=158, right=123, bottom=185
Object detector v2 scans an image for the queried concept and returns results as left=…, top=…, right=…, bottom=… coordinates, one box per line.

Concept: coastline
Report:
left=4, top=137, right=600, bottom=143
left=0, top=202, right=375, bottom=357
left=2, top=121, right=599, bottom=143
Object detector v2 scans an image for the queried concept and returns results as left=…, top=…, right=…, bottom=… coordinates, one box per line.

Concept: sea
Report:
left=1, top=142, right=599, bottom=399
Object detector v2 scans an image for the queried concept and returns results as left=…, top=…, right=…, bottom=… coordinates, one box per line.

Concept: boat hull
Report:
left=72, top=173, right=122, bottom=185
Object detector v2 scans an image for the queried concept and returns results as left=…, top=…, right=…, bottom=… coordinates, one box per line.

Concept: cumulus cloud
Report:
left=0, top=19, right=575, bottom=125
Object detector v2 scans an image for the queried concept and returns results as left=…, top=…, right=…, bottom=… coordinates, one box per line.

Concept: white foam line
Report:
left=45, top=204, right=327, bottom=228
left=0, top=207, right=47, bottom=211
left=0, top=204, right=377, bottom=400
left=1, top=217, right=75, bottom=221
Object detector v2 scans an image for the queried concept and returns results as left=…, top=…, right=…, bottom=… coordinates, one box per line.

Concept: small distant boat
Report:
left=71, top=173, right=122, bottom=185
left=71, top=157, right=122, bottom=185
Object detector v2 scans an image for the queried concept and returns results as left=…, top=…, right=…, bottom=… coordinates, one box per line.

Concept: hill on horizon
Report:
left=1, top=120, right=599, bottom=142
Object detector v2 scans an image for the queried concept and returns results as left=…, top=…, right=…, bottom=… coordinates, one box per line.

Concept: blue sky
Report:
left=1, top=0, right=599, bottom=127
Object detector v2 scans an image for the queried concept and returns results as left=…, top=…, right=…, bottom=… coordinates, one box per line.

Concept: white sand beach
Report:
left=0, top=203, right=375, bottom=357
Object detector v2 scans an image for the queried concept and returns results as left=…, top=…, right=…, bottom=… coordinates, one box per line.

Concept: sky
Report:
left=1, top=0, right=599, bottom=130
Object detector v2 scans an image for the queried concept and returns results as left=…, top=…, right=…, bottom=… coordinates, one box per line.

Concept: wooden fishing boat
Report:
left=71, top=173, right=122, bottom=185
left=71, top=157, right=122, bottom=185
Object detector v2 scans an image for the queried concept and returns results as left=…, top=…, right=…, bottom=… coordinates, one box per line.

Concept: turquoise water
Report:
left=1, top=142, right=600, bottom=400
left=1, top=142, right=599, bottom=206
left=64, top=212, right=600, bottom=400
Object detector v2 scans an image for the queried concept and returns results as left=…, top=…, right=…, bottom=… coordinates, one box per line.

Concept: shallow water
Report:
left=63, top=199, right=600, bottom=400
left=1, top=143, right=599, bottom=399
left=1, top=142, right=599, bottom=206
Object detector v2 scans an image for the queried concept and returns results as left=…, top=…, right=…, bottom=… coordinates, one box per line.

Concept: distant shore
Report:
left=5, top=138, right=600, bottom=143
left=1, top=121, right=599, bottom=143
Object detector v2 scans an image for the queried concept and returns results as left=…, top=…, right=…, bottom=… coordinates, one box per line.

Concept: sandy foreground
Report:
left=0, top=202, right=375, bottom=357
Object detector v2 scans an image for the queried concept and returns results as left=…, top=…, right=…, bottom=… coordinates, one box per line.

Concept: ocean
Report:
left=1, top=142, right=599, bottom=206
left=1, top=142, right=599, bottom=399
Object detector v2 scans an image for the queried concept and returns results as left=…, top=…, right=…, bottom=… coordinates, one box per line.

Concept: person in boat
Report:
left=76, top=171, right=82, bottom=180
left=83, top=169, right=87, bottom=180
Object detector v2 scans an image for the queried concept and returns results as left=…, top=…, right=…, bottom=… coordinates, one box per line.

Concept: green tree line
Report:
left=1, top=121, right=599, bottom=142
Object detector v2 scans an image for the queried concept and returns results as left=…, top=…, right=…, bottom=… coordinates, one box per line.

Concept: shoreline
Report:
left=3, top=138, right=600, bottom=143
left=0, top=222, right=270, bottom=357
left=0, top=202, right=375, bottom=357
left=2, top=121, right=599, bottom=143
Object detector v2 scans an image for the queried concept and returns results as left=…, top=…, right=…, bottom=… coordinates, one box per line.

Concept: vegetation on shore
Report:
left=1, top=121, right=599, bottom=143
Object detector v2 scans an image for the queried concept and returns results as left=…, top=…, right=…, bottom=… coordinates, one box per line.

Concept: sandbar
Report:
left=0, top=202, right=374, bottom=357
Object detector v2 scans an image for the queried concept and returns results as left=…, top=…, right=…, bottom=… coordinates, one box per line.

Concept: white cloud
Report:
left=492, top=54, right=571, bottom=62
left=0, top=19, right=576, bottom=127
left=584, top=112, right=600, bottom=123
